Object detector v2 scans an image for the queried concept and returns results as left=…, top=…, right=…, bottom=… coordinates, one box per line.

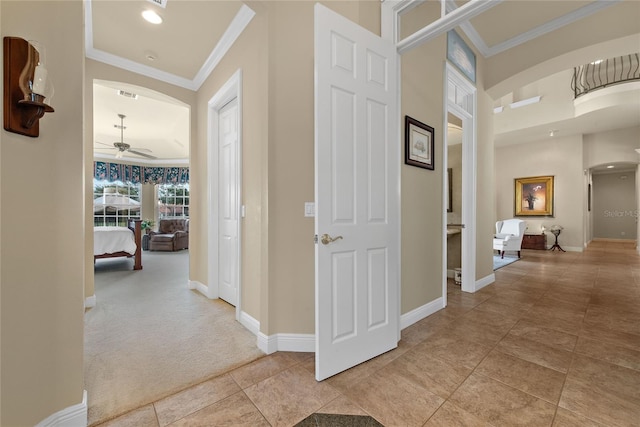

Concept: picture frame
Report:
left=405, top=116, right=434, bottom=170
left=514, top=176, right=554, bottom=217
left=587, top=183, right=591, bottom=212
left=447, top=30, right=476, bottom=83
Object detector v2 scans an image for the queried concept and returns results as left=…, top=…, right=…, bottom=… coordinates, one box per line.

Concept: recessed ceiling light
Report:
left=590, top=59, right=603, bottom=65
left=142, top=10, right=163, bottom=24
left=607, top=165, right=615, bottom=169
left=144, top=51, right=158, bottom=62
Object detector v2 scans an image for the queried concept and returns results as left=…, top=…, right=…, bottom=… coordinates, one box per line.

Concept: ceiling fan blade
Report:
left=95, top=147, right=116, bottom=151
left=128, top=150, right=157, bottom=159
left=128, top=147, right=153, bottom=153
left=95, top=141, right=114, bottom=147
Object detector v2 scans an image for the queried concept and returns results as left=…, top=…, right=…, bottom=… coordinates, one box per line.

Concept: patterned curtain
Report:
left=94, top=162, right=189, bottom=185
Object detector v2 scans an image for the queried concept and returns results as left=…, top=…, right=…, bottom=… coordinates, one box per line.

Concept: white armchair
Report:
left=493, top=219, right=526, bottom=259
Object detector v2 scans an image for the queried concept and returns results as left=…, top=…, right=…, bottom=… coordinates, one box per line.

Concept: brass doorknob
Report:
left=321, top=234, right=343, bottom=245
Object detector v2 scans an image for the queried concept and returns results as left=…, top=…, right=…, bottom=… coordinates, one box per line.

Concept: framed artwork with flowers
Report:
left=514, top=176, right=554, bottom=217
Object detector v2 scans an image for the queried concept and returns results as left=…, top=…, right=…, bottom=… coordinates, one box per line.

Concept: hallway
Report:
left=97, top=241, right=640, bottom=426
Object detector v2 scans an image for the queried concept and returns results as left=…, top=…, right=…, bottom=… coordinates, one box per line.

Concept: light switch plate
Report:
left=304, top=202, right=315, bottom=217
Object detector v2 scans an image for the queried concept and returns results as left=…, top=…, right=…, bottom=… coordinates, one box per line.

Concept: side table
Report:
left=549, top=229, right=565, bottom=252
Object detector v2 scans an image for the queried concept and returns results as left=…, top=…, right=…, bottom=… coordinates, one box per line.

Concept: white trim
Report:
left=400, top=298, right=444, bottom=330
left=192, top=5, right=255, bottom=90
left=207, top=70, right=243, bottom=317
left=474, top=273, right=495, bottom=292
left=84, top=295, right=96, bottom=309
left=444, top=63, right=478, bottom=295
left=188, top=280, right=212, bottom=298
left=84, top=0, right=254, bottom=91
left=509, top=96, right=541, bottom=109
left=396, top=0, right=501, bottom=54
left=257, top=333, right=315, bottom=354
left=36, top=390, right=87, bottom=427
left=239, top=310, right=260, bottom=336
left=482, top=0, right=620, bottom=57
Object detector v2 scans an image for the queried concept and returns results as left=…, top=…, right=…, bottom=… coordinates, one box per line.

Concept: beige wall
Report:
left=495, top=135, right=585, bottom=250
left=584, top=126, right=640, bottom=169
left=1, top=2, right=85, bottom=425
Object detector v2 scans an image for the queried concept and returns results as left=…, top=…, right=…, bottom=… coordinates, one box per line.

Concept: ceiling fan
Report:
left=95, top=114, right=157, bottom=159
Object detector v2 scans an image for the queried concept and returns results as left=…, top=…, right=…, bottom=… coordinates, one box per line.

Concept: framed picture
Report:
left=514, top=176, right=554, bottom=217
left=405, top=116, right=434, bottom=170
left=588, top=183, right=591, bottom=212
left=447, top=30, right=476, bottom=83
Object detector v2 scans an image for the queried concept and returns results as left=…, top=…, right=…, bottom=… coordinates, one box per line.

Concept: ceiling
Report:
left=89, top=0, right=639, bottom=163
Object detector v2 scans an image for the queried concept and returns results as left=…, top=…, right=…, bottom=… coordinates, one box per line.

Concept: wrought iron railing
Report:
left=572, top=53, right=640, bottom=98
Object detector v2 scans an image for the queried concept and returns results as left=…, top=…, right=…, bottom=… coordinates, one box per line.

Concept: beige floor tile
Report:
left=473, top=297, right=531, bottom=319
left=244, top=365, right=340, bottom=427
left=95, top=405, right=159, bottom=427
left=574, top=336, right=640, bottom=371
left=497, top=334, right=573, bottom=373
left=416, top=333, right=493, bottom=370
left=166, top=392, right=269, bottom=427
left=509, top=319, right=578, bottom=352
left=229, top=352, right=301, bottom=389
left=559, top=355, right=640, bottom=426
left=552, top=407, right=608, bottom=426
left=423, top=401, right=492, bottom=426
left=154, top=374, right=240, bottom=426
left=449, top=373, right=556, bottom=426
left=579, top=323, right=640, bottom=352
left=317, top=395, right=368, bottom=416
left=475, top=349, right=566, bottom=403
left=440, top=319, right=510, bottom=346
left=343, top=369, right=444, bottom=427
left=383, top=348, right=472, bottom=399
left=582, top=305, right=640, bottom=336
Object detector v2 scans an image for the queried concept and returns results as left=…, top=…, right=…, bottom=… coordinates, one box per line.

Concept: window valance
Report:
left=94, top=161, right=189, bottom=185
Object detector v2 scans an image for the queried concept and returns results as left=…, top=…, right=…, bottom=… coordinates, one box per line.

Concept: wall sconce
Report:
left=3, top=37, right=54, bottom=137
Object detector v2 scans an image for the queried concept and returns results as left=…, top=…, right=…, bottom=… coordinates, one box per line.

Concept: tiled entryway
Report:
left=97, top=241, right=640, bottom=426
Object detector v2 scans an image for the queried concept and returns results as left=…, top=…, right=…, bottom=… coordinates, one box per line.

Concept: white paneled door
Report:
left=219, top=98, right=239, bottom=306
left=314, top=4, right=399, bottom=381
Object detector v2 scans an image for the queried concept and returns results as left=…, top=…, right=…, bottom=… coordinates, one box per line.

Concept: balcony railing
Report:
left=572, top=53, right=640, bottom=99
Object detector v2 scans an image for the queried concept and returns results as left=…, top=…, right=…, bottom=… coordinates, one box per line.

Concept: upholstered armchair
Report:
left=148, top=219, right=189, bottom=251
left=493, top=219, right=526, bottom=259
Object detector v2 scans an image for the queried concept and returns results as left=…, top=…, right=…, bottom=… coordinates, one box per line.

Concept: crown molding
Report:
left=84, top=0, right=255, bottom=92
left=449, top=0, right=621, bottom=59
left=192, top=4, right=255, bottom=90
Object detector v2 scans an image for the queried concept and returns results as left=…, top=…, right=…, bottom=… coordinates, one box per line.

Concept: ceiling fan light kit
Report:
left=96, top=114, right=157, bottom=160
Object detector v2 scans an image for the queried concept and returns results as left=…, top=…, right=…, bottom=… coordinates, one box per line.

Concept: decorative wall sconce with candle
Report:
left=3, top=37, right=54, bottom=137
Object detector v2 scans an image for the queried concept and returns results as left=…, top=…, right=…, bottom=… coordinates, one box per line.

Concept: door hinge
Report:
left=314, top=234, right=318, bottom=244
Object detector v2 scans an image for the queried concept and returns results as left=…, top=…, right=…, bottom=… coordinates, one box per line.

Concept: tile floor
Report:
left=96, top=241, right=640, bottom=426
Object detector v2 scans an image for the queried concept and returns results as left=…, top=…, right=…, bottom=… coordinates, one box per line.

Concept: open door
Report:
left=314, top=3, right=399, bottom=381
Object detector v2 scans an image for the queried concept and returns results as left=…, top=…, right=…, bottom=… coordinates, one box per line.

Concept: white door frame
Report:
left=204, top=69, right=243, bottom=319
left=443, top=63, right=477, bottom=294
left=382, top=2, right=479, bottom=294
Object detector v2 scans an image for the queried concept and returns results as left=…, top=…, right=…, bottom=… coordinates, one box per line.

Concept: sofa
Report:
left=148, top=219, right=189, bottom=251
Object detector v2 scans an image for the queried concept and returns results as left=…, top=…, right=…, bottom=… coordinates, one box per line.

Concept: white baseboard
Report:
left=257, top=332, right=315, bottom=354
left=400, top=298, right=444, bottom=330
left=475, top=273, right=495, bottom=291
left=189, top=280, right=211, bottom=298
left=240, top=310, right=260, bottom=336
left=84, top=295, right=96, bottom=309
left=36, top=390, right=87, bottom=427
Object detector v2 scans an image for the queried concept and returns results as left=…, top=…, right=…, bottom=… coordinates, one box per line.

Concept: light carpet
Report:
left=86, top=251, right=264, bottom=426
left=493, top=254, right=520, bottom=270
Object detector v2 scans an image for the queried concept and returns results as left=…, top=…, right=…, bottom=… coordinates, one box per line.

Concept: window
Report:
left=93, top=179, right=141, bottom=227
left=158, top=183, right=189, bottom=219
